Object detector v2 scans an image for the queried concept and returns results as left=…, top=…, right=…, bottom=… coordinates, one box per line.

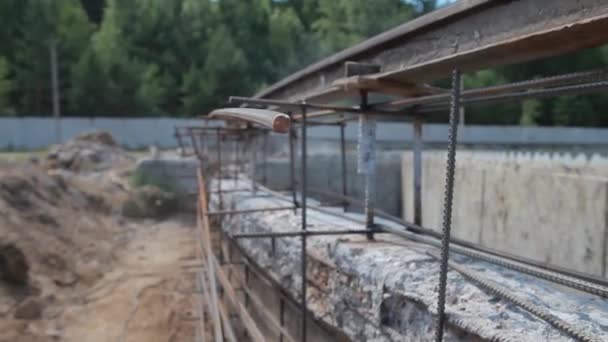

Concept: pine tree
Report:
left=0, top=58, right=14, bottom=115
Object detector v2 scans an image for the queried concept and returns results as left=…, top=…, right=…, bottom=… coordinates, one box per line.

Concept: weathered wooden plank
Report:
left=242, top=285, right=298, bottom=342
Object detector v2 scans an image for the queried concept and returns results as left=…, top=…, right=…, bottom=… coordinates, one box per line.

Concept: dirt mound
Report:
left=74, top=131, right=117, bottom=146
left=0, top=165, right=127, bottom=328
left=44, top=130, right=134, bottom=172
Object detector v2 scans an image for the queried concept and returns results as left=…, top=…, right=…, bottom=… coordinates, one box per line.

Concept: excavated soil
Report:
left=59, top=214, right=198, bottom=342
left=0, top=133, right=200, bottom=342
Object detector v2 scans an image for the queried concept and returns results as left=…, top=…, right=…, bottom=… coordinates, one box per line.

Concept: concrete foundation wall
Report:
left=212, top=179, right=608, bottom=341
left=402, top=151, right=608, bottom=277
left=259, top=151, right=403, bottom=216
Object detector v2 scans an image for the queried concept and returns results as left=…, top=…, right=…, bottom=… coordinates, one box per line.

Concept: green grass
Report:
left=0, top=150, right=46, bottom=165
left=128, top=168, right=182, bottom=196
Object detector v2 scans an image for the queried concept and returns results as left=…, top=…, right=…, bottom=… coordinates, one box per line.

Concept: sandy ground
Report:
left=58, top=214, right=199, bottom=342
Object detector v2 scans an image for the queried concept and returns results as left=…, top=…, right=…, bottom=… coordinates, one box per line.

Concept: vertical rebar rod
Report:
left=250, top=132, right=257, bottom=195
left=262, top=132, right=268, bottom=186
left=189, top=129, right=202, bottom=160
left=175, top=129, right=186, bottom=157
left=216, top=128, right=222, bottom=202
left=435, top=69, right=462, bottom=342
left=244, top=263, right=250, bottom=308
left=300, top=103, right=308, bottom=342
left=340, top=123, right=348, bottom=211
left=234, top=139, right=239, bottom=186
left=279, top=297, right=286, bottom=342
left=216, top=129, right=224, bottom=264
left=200, top=131, right=207, bottom=160
left=288, top=112, right=299, bottom=209
left=459, top=76, right=466, bottom=127
left=202, top=128, right=209, bottom=157
left=271, top=237, right=276, bottom=256
left=413, top=115, right=423, bottom=226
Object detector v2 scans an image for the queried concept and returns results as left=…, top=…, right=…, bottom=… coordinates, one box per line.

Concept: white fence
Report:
left=1, top=117, right=608, bottom=150
left=0, top=117, right=203, bottom=150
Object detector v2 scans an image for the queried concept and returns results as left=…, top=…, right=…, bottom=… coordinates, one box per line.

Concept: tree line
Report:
left=0, top=0, right=607, bottom=127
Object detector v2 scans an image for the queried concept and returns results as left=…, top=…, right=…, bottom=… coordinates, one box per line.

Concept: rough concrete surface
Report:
left=213, top=178, right=608, bottom=341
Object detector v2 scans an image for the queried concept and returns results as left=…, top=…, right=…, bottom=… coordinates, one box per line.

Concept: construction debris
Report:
left=73, top=131, right=117, bottom=146
left=44, top=130, right=134, bottom=172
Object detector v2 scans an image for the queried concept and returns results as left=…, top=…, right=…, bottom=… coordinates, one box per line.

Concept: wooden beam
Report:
left=197, top=170, right=266, bottom=342
left=379, top=13, right=608, bottom=84
left=242, top=285, right=298, bottom=342
left=211, top=247, right=266, bottom=342
left=195, top=189, right=223, bottom=342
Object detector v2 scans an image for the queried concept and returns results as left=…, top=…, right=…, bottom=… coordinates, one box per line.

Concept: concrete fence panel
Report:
left=3, top=117, right=608, bottom=150
left=402, top=151, right=608, bottom=277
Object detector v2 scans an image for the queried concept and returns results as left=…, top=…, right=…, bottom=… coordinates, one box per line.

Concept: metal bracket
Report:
left=344, top=61, right=381, bottom=77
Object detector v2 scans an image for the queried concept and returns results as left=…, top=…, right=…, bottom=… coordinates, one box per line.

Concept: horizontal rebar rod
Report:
left=206, top=206, right=296, bottom=216
left=381, top=68, right=608, bottom=110
left=251, top=69, right=608, bottom=123
left=229, top=96, right=400, bottom=116
left=260, top=186, right=608, bottom=292
left=209, top=189, right=254, bottom=194
left=307, top=187, right=608, bottom=287
left=231, top=229, right=373, bottom=239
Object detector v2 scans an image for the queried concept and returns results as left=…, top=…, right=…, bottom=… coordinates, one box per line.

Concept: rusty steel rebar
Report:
left=434, top=69, right=461, bottom=342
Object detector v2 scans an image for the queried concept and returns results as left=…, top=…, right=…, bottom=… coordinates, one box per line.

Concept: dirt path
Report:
left=59, top=214, right=199, bottom=342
